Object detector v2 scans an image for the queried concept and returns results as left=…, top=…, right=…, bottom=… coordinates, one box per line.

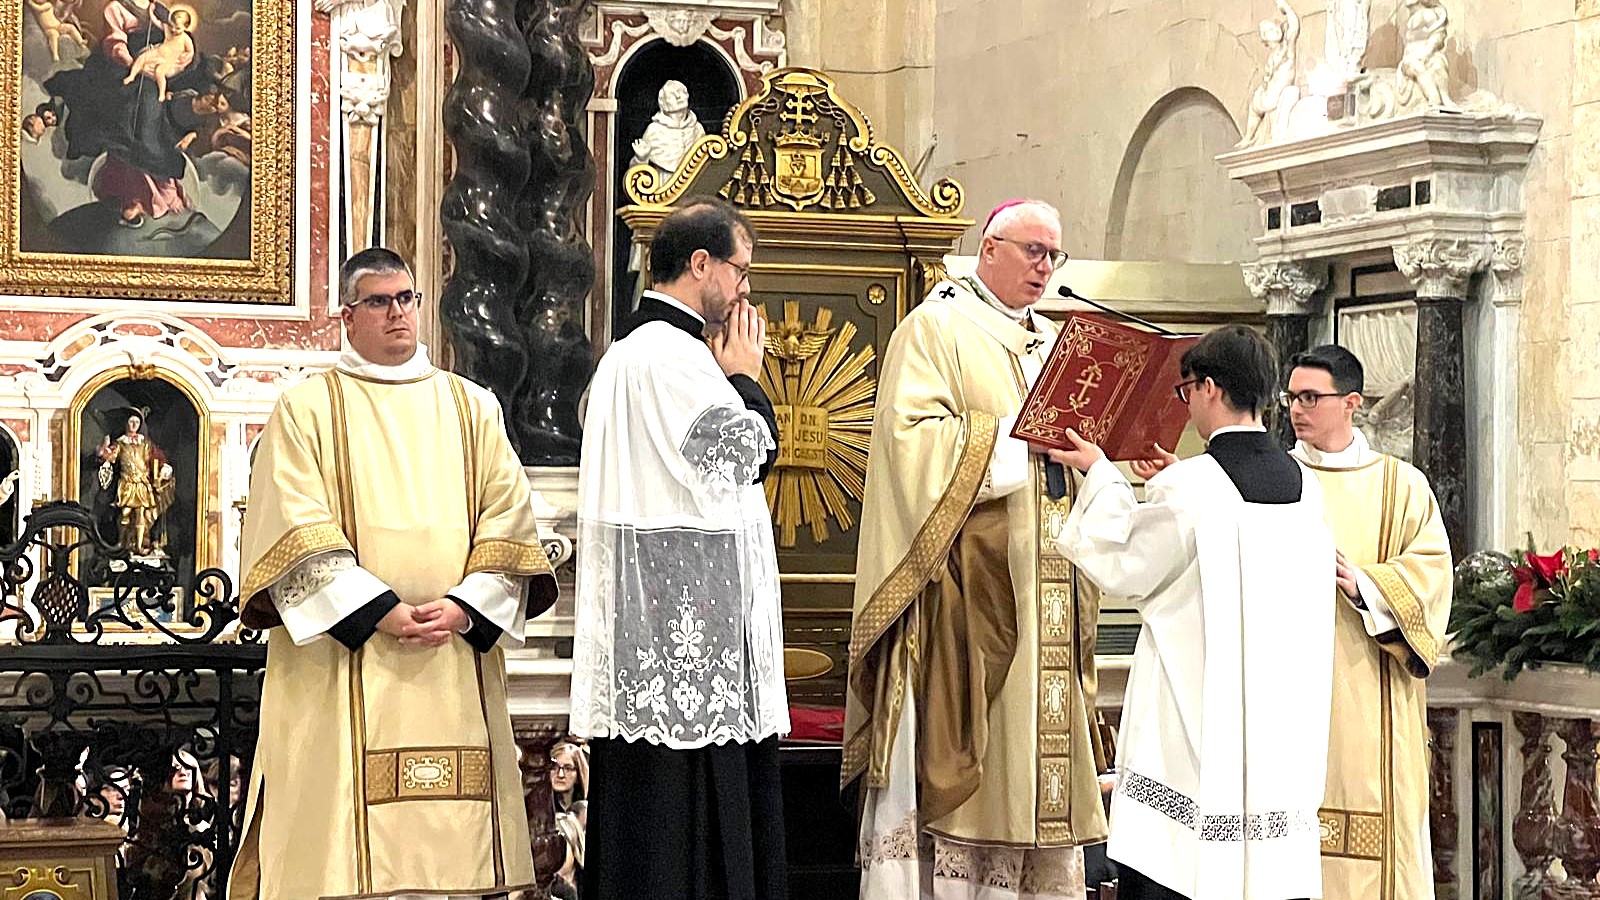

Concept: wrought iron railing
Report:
left=0, top=500, right=264, bottom=900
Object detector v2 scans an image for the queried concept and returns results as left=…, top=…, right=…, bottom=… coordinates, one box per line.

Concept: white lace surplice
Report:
left=571, top=320, right=788, bottom=749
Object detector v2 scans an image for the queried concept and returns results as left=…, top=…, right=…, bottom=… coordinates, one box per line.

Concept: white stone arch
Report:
left=41, top=312, right=233, bottom=414
left=1103, top=86, right=1258, bottom=264
left=1071, top=14, right=1259, bottom=257
left=608, top=34, right=748, bottom=103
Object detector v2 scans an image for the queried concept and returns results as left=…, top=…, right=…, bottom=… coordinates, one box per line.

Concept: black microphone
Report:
left=1057, top=285, right=1179, bottom=336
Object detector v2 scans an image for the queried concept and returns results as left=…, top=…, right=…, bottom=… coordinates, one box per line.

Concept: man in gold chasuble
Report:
left=227, top=247, right=559, bottom=900
left=846, top=200, right=1107, bottom=900
left=1286, top=345, right=1453, bottom=900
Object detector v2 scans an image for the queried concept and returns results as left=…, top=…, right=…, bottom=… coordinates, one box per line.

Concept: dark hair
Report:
left=1179, top=324, right=1279, bottom=415
left=338, top=246, right=411, bottom=306
left=1289, top=344, right=1364, bottom=395
left=35, top=100, right=61, bottom=118
left=647, top=198, right=755, bottom=284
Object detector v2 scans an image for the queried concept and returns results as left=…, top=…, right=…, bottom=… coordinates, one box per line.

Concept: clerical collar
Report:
left=1206, top=423, right=1267, bottom=441
left=642, top=290, right=704, bottom=325
left=965, top=275, right=1032, bottom=323
left=1292, top=428, right=1374, bottom=469
left=337, top=343, right=435, bottom=382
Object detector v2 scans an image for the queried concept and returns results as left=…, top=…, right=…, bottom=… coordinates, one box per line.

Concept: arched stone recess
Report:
left=1104, top=86, right=1259, bottom=264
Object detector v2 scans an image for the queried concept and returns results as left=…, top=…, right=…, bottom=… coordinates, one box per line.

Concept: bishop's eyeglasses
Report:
left=1278, top=390, right=1345, bottom=409
left=990, top=236, right=1070, bottom=270
left=347, top=290, right=422, bottom=312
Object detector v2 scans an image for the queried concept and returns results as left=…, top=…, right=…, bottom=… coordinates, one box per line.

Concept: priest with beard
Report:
left=571, top=198, right=788, bottom=900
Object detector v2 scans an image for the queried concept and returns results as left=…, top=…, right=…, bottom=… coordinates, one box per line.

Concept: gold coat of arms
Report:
left=774, top=132, right=826, bottom=208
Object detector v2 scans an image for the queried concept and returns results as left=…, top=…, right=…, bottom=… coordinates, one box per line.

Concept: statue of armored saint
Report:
left=97, top=412, right=177, bottom=559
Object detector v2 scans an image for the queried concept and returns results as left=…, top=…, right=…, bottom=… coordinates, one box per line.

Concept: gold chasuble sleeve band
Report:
left=467, top=539, right=555, bottom=579
left=239, top=521, right=353, bottom=628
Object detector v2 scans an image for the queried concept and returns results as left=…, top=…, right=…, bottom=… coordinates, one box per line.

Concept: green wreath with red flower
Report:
left=1450, top=544, right=1600, bottom=679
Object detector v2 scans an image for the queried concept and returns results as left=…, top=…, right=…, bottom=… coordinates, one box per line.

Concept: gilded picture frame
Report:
left=0, top=0, right=292, bottom=302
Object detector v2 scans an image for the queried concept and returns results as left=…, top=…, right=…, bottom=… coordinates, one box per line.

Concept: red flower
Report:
left=1513, top=565, right=1538, bottom=613
left=1527, top=550, right=1567, bottom=584
left=1588, top=548, right=1599, bottom=564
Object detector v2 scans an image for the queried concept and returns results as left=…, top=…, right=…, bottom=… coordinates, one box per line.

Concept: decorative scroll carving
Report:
left=1393, top=238, right=1487, bottom=299
left=440, top=0, right=533, bottom=441
left=1489, top=238, right=1528, bottom=307
left=1429, top=706, right=1460, bottom=893
left=706, top=20, right=786, bottom=76
left=584, top=9, right=785, bottom=98
left=318, top=0, right=406, bottom=252
left=514, top=0, right=596, bottom=465
left=1512, top=712, right=1557, bottom=900
left=1554, top=717, right=1600, bottom=896
left=1242, top=260, right=1326, bottom=316
left=643, top=8, right=714, bottom=46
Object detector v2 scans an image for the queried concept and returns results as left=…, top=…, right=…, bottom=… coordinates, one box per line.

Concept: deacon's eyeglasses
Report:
left=550, top=763, right=579, bottom=775
left=991, top=236, right=1069, bottom=270
left=1278, top=390, right=1345, bottom=409
left=346, top=290, right=422, bottom=312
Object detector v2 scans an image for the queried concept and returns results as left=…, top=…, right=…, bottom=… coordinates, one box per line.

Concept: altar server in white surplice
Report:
left=1049, top=325, right=1338, bottom=900
left=571, top=198, right=789, bottom=900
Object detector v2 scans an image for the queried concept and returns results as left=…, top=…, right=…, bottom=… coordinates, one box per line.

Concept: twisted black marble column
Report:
left=513, top=0, right=595, bottom=465
left=1414, top=297, right=1468, bottom=558
left=1267, top=312, right=1311, bottom=449
left=441, top=0, right=534, bottom=441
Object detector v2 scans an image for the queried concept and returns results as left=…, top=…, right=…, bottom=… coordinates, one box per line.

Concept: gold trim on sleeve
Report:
left=238, top=521, right=351, bottom=611
left=466, top=539, right=555, bottom=578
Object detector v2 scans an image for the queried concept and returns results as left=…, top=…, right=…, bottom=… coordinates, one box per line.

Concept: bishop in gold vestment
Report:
left=228, top=249, right=557, bottom=900
left=1286, top=346, right=1452, bottom=900
left=846, top=202, right=1105, bottom=900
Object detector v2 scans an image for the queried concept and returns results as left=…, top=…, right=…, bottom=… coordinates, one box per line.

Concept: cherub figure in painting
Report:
left=26, top=0, right=87, bottom=62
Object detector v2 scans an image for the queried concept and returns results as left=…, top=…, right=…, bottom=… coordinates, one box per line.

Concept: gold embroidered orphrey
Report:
left=759, top=299, right=876, bottom=547
left=0, top=0, right=294, bottom=303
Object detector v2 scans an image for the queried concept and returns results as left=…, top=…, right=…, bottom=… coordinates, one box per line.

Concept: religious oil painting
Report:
left=0, top=0, right=293, bottom=302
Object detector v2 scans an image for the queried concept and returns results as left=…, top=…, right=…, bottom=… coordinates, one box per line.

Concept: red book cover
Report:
left=1010, top=313, right=1200, bottom=461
